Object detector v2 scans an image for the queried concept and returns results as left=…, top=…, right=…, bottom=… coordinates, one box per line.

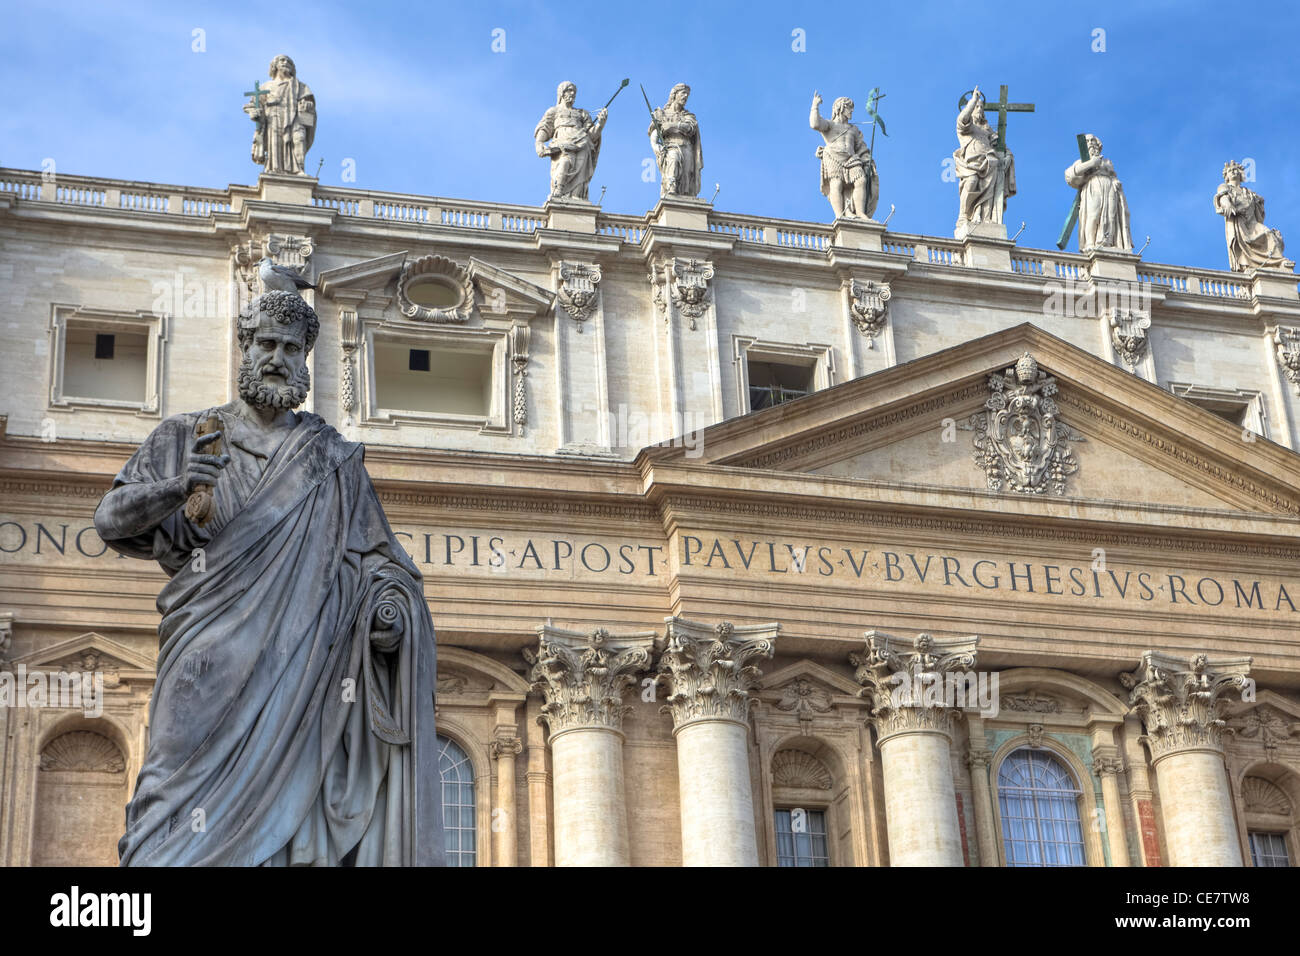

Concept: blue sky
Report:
left=3, top=0, right=1297, bottom=271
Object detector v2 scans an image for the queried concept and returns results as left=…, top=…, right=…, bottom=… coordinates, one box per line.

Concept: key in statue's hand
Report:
left=185, top=431, right=230, bottom=494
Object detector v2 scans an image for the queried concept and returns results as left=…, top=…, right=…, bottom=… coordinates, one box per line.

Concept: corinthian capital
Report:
left=1119, top=651, right=1252, bottom=760
left=850, top=630, right=981, bottom=743
left=524, top=625, right=656, bottom=738
left=657, top=617, right=779, bottom=728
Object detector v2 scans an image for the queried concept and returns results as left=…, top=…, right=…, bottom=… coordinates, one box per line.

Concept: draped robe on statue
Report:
left=102, top=408, right=442, bottom=866
left=1065, top=157, right=1133, bottom=253
left=954, top=113, right=1015, bottom=226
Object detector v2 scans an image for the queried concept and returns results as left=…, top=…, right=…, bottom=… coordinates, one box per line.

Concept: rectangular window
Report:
left=374, top=341, right=492, bottom=418
left=62, top=326, right=148, bottom=404
left=1249, top=831, right=1290, bottom=867
left=748, top=360, right=814, bottom=411
left=774, top=808, right=829, bottom=867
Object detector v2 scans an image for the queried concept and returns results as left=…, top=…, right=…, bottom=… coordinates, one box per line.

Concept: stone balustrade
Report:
left=0, top=166, right=1293, bottom=302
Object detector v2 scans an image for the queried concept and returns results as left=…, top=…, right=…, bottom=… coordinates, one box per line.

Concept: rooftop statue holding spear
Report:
left=810, top=89, right=883, bottom=220
left=534, top=79, right=628, bottom=202
left=643, top=82, right=704, bottom=198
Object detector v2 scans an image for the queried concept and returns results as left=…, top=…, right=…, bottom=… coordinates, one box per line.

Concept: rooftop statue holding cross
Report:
left=244, top=55, right=316, bottom=176
left=953, top=85, right=1031, bottom=238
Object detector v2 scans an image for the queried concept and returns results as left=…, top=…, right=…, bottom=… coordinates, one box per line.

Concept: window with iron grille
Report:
left=997, top=748, right=1086, bottom=866
left=438, top=734, right=476, bottom=866
left=774, top=808, right=829, bottom=867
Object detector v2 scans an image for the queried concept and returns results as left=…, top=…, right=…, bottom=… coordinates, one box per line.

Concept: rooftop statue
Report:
left=534, top=81, right=608, bottom=202
left=244, top=55, right=316, bottom=176
left=810, top=91, right=879, bottom=220
left=1063, top=134, right=1133, bottom=253
left=953, top=85, right=1029, bottom=238
left=1215, top=160, right=1287, bottom=272
left=646, top=83, right=703, bottom=198
left=94, top=291, right=443, bottom=867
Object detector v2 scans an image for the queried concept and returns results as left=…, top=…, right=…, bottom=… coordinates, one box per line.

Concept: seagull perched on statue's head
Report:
left=258, top=257, right=316, bottom=295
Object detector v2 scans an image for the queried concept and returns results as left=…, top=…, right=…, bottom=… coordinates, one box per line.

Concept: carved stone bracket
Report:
left=1273, top=326, right=1300, bottom=396
left=1109, top=308, right=1151, bottom=368
left=848, top=278, right=891, bottom=346
left=1026, top=724, right=1046, bottom=748
left=850, top=630, right=980, bottom=744
left=556, top=262, right=602, bottom=331
left=668, top=257, right=714, bottom=331
left=1119, top=651, right=1252, bottom=760
left=657, top=618, right=778, bottom=728
left=966, top=748, right=994, bottom=771
left=266, top=234, right=314, bottom=274
left=965, top=352, right=1085, bottom=496
left=523, top=625, right=655, bottom=737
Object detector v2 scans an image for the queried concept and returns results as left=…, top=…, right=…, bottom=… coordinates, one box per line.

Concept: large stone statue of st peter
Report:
left=94, top=290, right=444, bottom=867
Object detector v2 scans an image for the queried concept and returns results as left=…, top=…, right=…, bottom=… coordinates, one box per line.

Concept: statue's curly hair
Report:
left=1222, top=159, right=1246, bottom=182
left=237, top=291, right=319, bottom=352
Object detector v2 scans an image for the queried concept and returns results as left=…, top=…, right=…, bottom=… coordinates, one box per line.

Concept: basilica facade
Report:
left=1, top=155, right=1299, bottom=867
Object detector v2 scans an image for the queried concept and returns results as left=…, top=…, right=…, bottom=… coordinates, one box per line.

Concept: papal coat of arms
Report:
left=967, top=352, right=1084, bottom=495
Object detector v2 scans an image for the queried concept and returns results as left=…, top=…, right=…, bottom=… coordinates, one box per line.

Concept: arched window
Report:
left=997, top=748, right=1086, bottom=867
left=438, top=734, right=476, bottom=867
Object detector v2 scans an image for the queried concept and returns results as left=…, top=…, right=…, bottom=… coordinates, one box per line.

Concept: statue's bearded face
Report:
left=238, top=320, right=311, bottom=409
left=559, top=84, right=576, bottom=107
left=271, top=56, right=295, bottom=79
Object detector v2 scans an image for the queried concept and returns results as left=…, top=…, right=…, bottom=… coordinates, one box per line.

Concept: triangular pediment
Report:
left=14, top=632, right=155, bottom=674
left=647, top=324, right=1300, bottom=516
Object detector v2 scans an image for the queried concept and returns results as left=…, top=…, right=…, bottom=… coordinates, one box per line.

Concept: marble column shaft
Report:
left=658, top=617, right=778, bottom=867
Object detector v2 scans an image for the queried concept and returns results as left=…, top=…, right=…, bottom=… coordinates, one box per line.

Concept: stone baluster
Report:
left=852, top=630, right=979, bottom=866
left=1120, top=651, right=1252, bottom=866
left=657, top=617, right=778, bottom=866
left=524, top=625, right=655, bottom=867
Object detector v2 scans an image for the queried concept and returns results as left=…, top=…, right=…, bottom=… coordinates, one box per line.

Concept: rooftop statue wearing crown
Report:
left=1215, top=160, right=1287, bottom=272
left=94, top=291, right=443, bottom=867
left=245, top=54, right=316, bottom=175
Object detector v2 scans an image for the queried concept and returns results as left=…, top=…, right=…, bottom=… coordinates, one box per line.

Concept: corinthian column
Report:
left=524, top=625, right=656, bottom=866
left=658, top=617, right=779, bottom=867
left=852, top=630, right=979, bottom=867
left=1120, top=651, right=1252, bottom=867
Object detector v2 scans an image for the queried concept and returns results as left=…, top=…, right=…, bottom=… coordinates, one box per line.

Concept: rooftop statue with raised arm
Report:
left=953, top=85, right=1016, bottom=237
left=94, top=290, right=443, bottom=867
left=810, top=90, right=878, bottom=220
